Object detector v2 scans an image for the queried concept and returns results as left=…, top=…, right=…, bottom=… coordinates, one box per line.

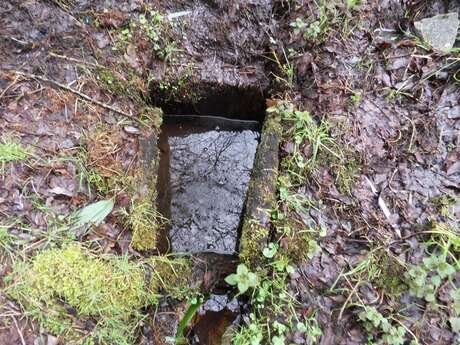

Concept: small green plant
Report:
left=405, top=252, right=456, bottom=303
left=290, top=18, right=308, bottom=35
left=358, top=306, right=406, bottom=345
left=262, top=242, right=278, bottom=259
left=350, top=91, right=362, bottom=105
left=450, top=289, right=460, bottom=333
left=269, top=49, right=295, bottom=89
left=296, top=313, right=323, bottom=343
left=233, top=316, right=264, bottom=345
left=0, top=224, right=14, bottom=255
left=113, top=10, right=177, bottom=61
left=432, top=194, right=458, bottom=220
left=225, top=264, right=258, bottom=294
left=289, top=2, right=336, bottom=43
left=0, top=136, right=32, bottom=165
left=281, top=108, right=341, bottom=182
left=346, top=0, right=361, bottom=9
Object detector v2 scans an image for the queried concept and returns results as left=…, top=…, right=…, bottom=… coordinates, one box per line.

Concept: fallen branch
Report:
left=13, top=70, right=146, bottom=126
left=49, top=52, right=107, bottom=70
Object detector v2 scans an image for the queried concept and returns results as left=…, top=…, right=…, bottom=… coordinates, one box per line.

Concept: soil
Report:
left=1, top=0, right=459, bottom=344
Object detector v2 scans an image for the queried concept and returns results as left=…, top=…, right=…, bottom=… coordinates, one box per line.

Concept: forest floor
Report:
left=0, top=0, right=459, bottom=344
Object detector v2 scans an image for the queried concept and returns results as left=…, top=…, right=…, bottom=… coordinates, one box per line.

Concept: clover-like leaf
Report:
left=438, top=262, right=455, bottom=279
left=272, top=335, right=285, bottom=345
left=225, top=264, right=258, bottom=294
left=263, top=243, right=278, bottom=259
left=238, top=280, right=250, bottom=294
left=247, top=272, right=258, bottom=288
left=237, top=264, right=249, bottom=276
left=225, top=273, right=238, bottom=286
left=431, top=275, right=441, bottom=287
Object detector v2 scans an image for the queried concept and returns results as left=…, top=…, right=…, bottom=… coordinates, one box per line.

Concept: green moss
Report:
left=7, top=244, right=156, bottom=344
left=127, top=198, right=164, bottom=251
left=139, top=106, right=163, bottom=130
left=148, top=256, right=196, bottom=299
left=240, top=219, right=270, bottom=269
left=239, top=107, right=282, bottom=269
left=97, top=67, right=147, bottom=104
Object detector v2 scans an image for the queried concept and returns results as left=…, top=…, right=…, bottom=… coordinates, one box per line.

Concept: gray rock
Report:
left=414, top=12, right=459, bottom=51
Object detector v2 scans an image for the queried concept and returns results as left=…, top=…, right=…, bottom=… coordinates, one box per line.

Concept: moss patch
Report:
left=7, top=244, right=156, bottom=344
left=148, top=256, right=196, bottom=300
left=127, top=198, right=165, bottom=251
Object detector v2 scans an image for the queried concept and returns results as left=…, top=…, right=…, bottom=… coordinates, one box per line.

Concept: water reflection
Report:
left=158, top=117, right=259, bottom=254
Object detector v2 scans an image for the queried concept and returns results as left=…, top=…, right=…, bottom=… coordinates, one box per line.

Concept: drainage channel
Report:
left=156, top=114, right=263, bottom=344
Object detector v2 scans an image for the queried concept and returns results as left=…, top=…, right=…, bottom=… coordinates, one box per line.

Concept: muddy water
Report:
left=157, top=115, right=260, bottom=254
left=191, top=294, right=240, bottom=345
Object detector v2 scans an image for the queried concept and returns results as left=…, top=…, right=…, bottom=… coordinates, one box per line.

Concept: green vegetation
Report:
left=0, top=136, right=32, bottom=167
left=289, top=2, right=339, bottom=44
left=269, top=49, right=295, bottom=89
left=225, top=264, right=258, bottom=294
left=148, top=255, right=196, bottom=300
left=274, top=102, right=358, bottom=194
left=330, top=221, right=460, bottom=343
left=113, top=10, right=178, bottom=61
left=122, top=198, right=165, bottom=251
left=358, top=307, right=406, bottom=345
left=5, top=244, right=198, bottom=344
left=432, top=194, right=458, bottom=220
left=404, top=224, right=459, bottom=327
left=155, top=65, right=198, bottom=103
left=228, top=242, right=322, bottom=345
left=6, top=244, right=155, bottom=344
left=346, top=0, right=362, bottom=10
left=97, top=67, right=147, bottom=104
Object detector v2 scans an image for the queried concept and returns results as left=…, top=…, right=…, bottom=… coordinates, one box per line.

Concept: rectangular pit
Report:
left=157, top=115, right=262, bottom=254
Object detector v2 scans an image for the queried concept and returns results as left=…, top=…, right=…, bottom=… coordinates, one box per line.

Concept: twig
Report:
left=11, top=316, right=26, bottom=345
left=0, top=75, right=20, bottom=100
left=12, top=70, right=146, bottom=126
left=48, top=52, right=107, bottom=70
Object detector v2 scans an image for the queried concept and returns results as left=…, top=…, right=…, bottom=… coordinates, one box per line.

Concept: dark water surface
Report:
left=157, top=115, right=260, bottom=254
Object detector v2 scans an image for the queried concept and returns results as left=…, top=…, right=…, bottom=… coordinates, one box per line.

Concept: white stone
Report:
left=414, top=12, right=459, bottom=51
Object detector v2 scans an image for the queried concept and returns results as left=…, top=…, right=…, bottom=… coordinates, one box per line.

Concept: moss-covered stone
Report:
left=128, top=125, right=163, bottom=251
left=239, top=107, right=282, bottom=269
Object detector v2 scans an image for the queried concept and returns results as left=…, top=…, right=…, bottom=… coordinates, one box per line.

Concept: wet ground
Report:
left=157, top=115, right=260, bottom=254
left=1, top=0, right=460, bottom=344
